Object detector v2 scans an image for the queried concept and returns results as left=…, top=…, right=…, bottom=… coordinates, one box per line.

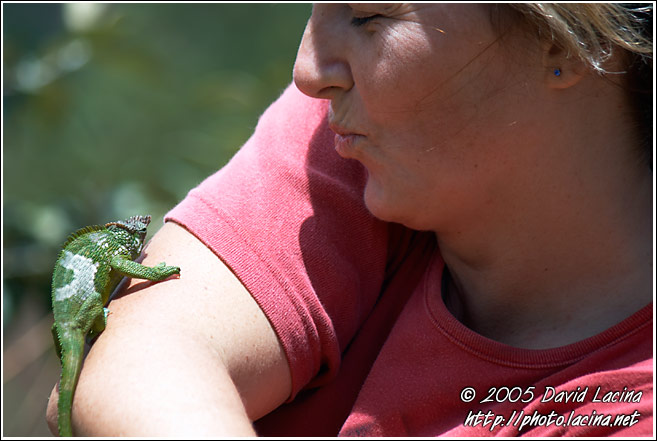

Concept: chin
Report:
left=363, top=180, right=431, bottom=231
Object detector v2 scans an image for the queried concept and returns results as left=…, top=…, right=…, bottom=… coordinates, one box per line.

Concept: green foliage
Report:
left=3, top=3, right=311, bottom=320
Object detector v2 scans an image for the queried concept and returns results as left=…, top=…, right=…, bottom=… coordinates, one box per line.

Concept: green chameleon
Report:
left=51, top=215, right=180, bottom=436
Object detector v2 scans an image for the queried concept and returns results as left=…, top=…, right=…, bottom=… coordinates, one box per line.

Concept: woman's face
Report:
left=294, top=4, right=550, bottom=232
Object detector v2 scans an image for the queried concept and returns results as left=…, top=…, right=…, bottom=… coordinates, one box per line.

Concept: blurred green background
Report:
left=2, top=2, right=311, bottom=436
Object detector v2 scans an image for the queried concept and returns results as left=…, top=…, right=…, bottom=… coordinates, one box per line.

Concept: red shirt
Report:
left=166, top=84, right=653, bottom=436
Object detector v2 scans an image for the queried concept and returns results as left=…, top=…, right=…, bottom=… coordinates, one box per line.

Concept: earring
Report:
left=554, top=68, right=561, bottom=76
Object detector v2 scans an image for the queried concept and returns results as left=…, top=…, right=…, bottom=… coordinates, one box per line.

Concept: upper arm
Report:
left=127, top=221, right=293, bottom=417
left=50, top=221, right=291, bottom=436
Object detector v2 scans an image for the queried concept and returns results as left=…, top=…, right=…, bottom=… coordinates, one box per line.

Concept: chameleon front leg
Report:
left=110, top=255, right=180, bottom=281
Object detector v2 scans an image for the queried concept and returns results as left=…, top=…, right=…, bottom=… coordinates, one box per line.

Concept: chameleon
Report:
left=50, top=215, right=180, bottom=436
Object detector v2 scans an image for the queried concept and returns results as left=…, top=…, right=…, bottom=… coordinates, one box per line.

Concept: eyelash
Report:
left=350, top=14, right=382, bottom=27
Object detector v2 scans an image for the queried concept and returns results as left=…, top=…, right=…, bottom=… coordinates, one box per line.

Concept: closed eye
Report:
left=350, top=14, right=382, bottom=27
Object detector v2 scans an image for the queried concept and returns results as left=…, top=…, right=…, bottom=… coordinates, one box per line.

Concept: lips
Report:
left=328, top=122, right=356, bottom=137
left=329, top=122, right=366, bottom=159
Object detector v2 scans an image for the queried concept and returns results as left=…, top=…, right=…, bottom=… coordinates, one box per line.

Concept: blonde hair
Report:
left=509, top=3, right=653, bottom=74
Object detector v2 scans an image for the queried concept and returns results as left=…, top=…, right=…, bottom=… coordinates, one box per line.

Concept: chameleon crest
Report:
left=51, top=215, right=180, bottom=436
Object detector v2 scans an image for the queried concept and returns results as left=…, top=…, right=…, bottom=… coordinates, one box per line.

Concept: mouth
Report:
left=329, top=122, right=367, bottom=159
left=329, top=122, right=357, bottom=137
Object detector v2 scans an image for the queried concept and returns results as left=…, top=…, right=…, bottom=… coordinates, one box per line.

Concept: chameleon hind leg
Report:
left=87, top=307, right=109, bottom=343
left=52, top=323, right=63, bottom=361
left=72, top=291, right=107, bottom=341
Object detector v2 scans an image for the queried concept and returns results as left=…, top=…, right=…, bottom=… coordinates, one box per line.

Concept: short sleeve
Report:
left=165, top=84, right=391, bottom=399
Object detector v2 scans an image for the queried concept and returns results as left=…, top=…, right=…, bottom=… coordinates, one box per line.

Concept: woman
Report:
left=48, top=3, right=653, bottom=436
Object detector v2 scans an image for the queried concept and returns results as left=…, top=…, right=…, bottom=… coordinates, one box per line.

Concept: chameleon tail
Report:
left=57, top=330, right=85, bottom=437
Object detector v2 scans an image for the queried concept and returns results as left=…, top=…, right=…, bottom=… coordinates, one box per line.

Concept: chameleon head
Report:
left=106, top=215, right=151, bottom=257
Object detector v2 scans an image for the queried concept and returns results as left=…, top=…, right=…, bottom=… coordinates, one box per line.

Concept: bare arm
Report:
left=47, top=221, right=292, bottom=436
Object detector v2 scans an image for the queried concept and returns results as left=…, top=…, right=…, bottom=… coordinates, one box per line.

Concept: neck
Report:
left=439, top=186, right=652, bottom=348
left=437, top=115, right=652, bottom=350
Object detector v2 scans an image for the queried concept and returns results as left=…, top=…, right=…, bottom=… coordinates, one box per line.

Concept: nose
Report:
left=293, top=5, right=354, bottom=100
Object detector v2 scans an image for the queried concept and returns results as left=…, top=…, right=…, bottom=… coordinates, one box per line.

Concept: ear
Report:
left=543, top=41, right=588, bottom=90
